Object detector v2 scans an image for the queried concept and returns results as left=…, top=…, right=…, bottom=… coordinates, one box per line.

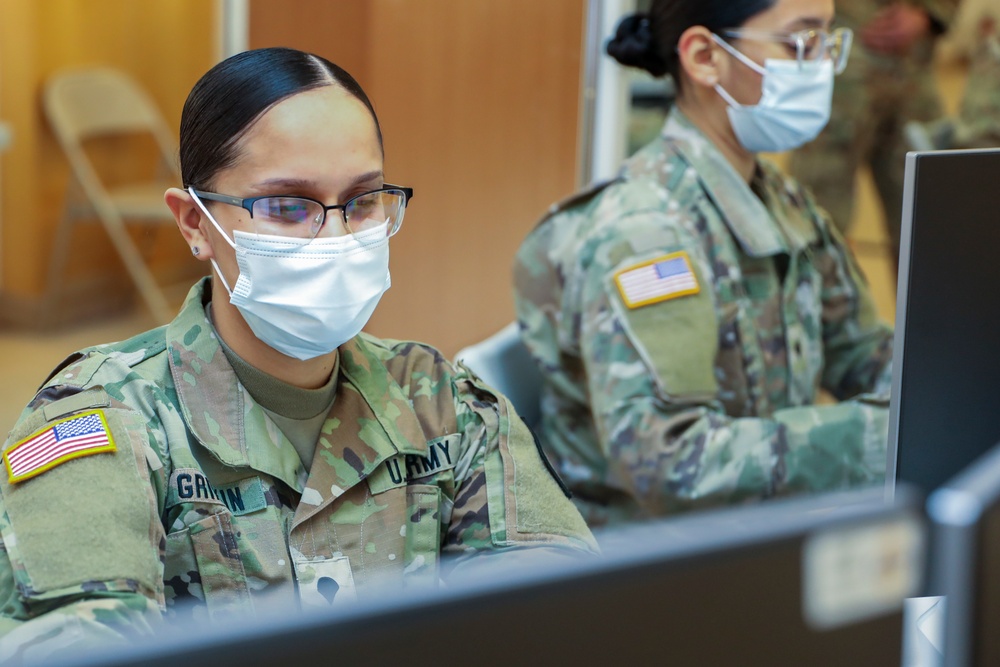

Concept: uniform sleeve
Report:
left=578, top=211, right=890, bottom=515
left=0, top=378, right=166, bottom=660
left=440, top=369, right=597, bottom=571
left=814, top=215, right=894, bottom=399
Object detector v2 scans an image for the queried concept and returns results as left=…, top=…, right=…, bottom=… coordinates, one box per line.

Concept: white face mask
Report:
left=711, top=35, right=834, bottom=153
left=190, top=188, right=391, bottom=360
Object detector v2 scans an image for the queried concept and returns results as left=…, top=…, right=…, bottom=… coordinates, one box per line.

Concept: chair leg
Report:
left=98, top=207, right=174, bottom=323
left=46, top=193, right=83, bottom=304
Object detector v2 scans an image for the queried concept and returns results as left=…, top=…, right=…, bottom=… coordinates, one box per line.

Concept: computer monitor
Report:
left=58, top=487, right=924, bottom=667
left=927, top=440, right=1000, bottom=666
left=887, top=148, right=1000, bottom=494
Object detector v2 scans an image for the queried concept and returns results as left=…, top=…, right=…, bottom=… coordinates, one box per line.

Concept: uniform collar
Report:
left=167, top=279, right=427, bottom=511
left=655, top=108, right=817, bottom=256
left=292, top=334, right=428, bottom=528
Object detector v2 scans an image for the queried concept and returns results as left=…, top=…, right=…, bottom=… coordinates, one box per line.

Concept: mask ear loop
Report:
left=188, top=187, right=238, bottom=297
left=714, top=81, right=745, bottom=109
left=710, top=33, right=767, bottom=110
left=710, top=33, right=767, bottom=75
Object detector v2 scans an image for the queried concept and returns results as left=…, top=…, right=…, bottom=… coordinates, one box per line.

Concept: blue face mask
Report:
left=711, top=34, right=835, bottom=153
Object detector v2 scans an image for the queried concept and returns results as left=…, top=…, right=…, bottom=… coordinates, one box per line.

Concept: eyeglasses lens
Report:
left=250, top=190, right=407, bottom=241
left=252, top=197, right=324, bottom=239
left=831, top=28, right=853, bottom=74
left=795, top=28, right=852, bottom=75
left=799, top=31, right=823, bottom=61
left=347, top=190, right=406, bottom=237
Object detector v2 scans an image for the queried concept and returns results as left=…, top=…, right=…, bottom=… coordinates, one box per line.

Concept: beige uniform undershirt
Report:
left=208, top=305, right=337, bottom=471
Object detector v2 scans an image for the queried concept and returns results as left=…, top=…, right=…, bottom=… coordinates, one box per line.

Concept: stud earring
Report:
left=191, top=246, right=200, bottom=256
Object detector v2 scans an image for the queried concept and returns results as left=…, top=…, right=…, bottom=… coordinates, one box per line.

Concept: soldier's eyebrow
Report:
left=341, top=170, right=385, bottom=192
left=249, top=177, right=315, bottom=193
left=247, top=171, right=385, bottom=199
left=253, top=171, right=383, bottom=191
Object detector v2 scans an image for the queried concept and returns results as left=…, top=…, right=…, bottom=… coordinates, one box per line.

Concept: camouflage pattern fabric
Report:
left=514, top=107, right=894, bottom=528
left=951, top=30, right=1000, bottom=148
left=0, top=278, right=595, bottom=662
left=789, top=0, right=960, bottom=257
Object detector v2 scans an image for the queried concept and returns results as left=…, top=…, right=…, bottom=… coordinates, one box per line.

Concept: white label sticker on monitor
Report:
left=802, top=514, right=924, bottom=630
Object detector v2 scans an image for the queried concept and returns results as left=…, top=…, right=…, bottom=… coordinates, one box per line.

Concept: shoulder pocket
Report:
left=610, top=252, right=719, bottom=399
left=0, top=405, right=163, bottom=605
left=462, top=380, right=594, bottom=551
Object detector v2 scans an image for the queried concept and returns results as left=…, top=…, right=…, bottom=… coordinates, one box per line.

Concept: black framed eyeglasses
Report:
left=189, top=185, right=413, bottom=241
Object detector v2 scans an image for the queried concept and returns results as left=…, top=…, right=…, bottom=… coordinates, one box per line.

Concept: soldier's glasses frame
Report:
left=191, top=185, right=414, bottom=242
left=719, top=27, right=854, bottom=75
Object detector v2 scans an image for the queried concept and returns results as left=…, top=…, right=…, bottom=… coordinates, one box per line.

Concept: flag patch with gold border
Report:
left=4, top=410, right=116, bottom=483
left=614, top=251, right=700, bottom=308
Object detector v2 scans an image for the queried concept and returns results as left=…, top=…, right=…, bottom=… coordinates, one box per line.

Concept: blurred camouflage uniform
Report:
left=789, top=0, right=959, bottom=259
left=514, top=108, right=894, bottom=527
left=0, top=278, right=595, bottom=662
left=948, top=29, right=1000, bottom=148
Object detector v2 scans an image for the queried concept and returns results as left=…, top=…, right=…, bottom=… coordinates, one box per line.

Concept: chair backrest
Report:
left=43, top=67, right=178, bottom=196
left=455, top=322, right=542, bottom=429
left=44, top=67, right=173, bottom=144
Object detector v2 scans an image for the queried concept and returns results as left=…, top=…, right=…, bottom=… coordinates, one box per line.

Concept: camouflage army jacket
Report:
left=0, top=279, right=594, bottom=659
left=514, top=108, right=894, bottom=526
left=836, top=0, right=960, bottom=66
left=835, top=0, right=958, bottom=29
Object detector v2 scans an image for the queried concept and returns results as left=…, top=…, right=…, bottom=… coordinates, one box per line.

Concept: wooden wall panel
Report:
left=249, top=0, right=370, bottom=88
left=250, top=0, right=585, bottom=356
left=0, top=0, right=216, bottom=325
left=0, top=1, right=41, bottom=302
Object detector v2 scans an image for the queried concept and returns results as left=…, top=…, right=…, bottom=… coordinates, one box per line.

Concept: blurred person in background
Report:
left=789, top=0, right=960, bottom=267
left=907, top=13, right=1000, bottom=151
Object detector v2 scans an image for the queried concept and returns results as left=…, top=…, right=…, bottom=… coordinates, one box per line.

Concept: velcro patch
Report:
left=4, top=410, right=116, bottom=483
left=614, top=251, right=700, bottom=308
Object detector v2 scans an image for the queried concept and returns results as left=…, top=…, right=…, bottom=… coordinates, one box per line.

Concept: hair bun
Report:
left=605, top=13, right=668, bottom=77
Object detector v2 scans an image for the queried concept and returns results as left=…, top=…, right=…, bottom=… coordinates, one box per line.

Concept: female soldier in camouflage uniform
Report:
left=0, top=47, right=594, bottom=661
left=514, top=0, right=894, bottom=527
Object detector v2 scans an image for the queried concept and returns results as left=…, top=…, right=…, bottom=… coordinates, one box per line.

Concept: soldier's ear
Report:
left=165, top=187, right=214, bottom=261
left=677, top=26, right=722, bottom=88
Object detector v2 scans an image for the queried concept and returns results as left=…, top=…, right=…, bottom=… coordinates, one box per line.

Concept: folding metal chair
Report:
left=43, top=66, right=184, bottom=323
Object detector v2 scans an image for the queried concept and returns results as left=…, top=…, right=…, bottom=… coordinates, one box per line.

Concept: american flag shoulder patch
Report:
left=4, top=410, right=116, bottom=484
left=614, top=251, right=700, bottom=309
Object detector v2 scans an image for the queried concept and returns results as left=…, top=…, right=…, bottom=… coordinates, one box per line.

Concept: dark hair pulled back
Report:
left=180, top=46, right=383, bottom=190
left=606, top=0, right=775, bottom=83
